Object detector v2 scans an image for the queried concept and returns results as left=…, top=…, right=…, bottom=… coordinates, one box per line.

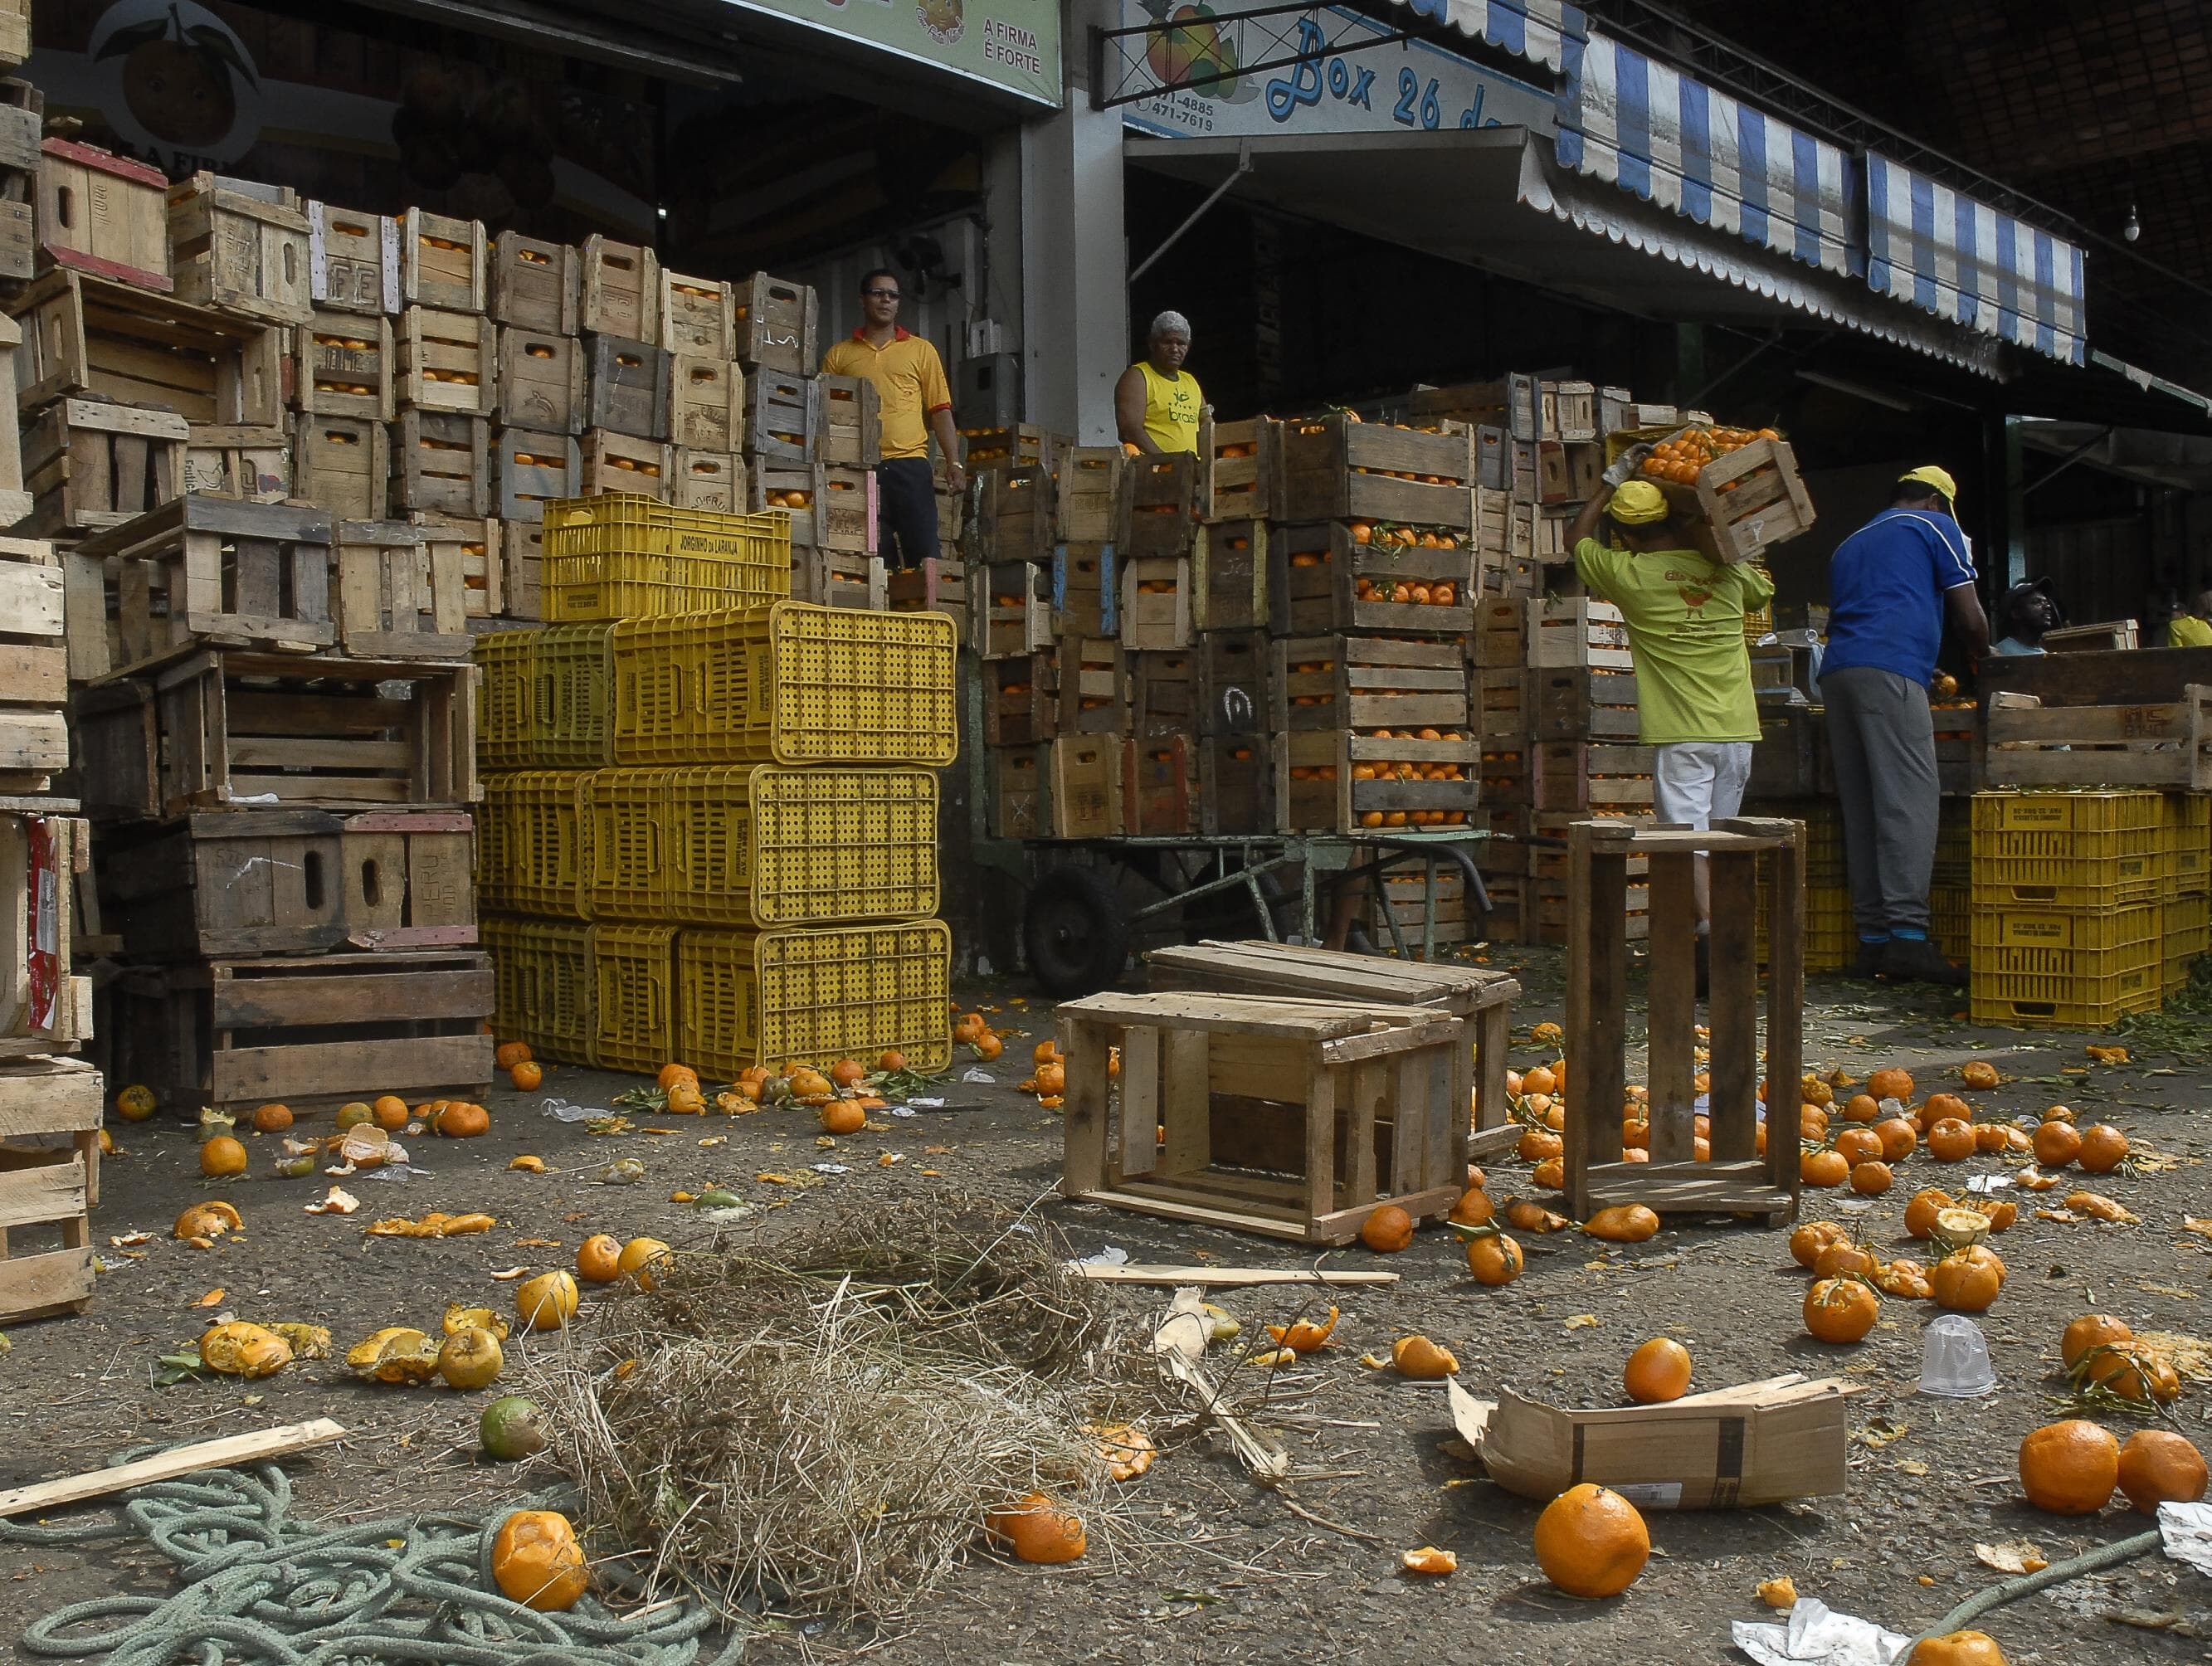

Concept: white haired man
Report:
left=1114, top=311, right=1205, bottom=454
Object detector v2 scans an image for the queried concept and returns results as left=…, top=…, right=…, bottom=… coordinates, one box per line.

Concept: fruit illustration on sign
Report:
left=1143, top=0, right=1240, bottom=97
left=96, top=2, right=258, bottom=149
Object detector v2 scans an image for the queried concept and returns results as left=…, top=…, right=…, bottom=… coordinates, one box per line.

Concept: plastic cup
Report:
left=1918, top=1314, right=1997, bottom=1397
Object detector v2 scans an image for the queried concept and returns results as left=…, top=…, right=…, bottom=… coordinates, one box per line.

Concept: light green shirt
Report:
left=2170, top=614, right=2212, bottom=649
left=1572, top=538, right=1774, bottom=744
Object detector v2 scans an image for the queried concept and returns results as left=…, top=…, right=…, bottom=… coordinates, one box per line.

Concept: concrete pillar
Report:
left=1021, top=0, right=1127, bottom=441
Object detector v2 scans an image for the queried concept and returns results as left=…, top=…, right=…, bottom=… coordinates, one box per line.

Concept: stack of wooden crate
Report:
left=473, top=494, right=953, bottom=1075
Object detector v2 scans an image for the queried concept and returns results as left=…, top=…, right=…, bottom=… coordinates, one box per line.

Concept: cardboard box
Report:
left=1449, top=1373, right=1856, bottom=1509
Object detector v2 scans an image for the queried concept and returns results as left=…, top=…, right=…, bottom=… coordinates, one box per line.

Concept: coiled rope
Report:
left=0, top=1449, right=746, bottom=1664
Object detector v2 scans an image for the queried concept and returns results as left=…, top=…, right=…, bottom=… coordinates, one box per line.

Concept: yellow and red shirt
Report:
left=821, top=327, right=953, bottom=461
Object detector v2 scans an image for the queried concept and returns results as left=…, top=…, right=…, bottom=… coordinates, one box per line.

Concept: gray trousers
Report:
left=1820, top=665, right=1937, bottom=935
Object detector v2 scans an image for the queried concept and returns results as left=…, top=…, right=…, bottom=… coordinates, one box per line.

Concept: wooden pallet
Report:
left=105, top=948, right=493, bottom=1114
left=1059, top=990, right=1466, bottom=1245
left=0, top=1054, right=102, bottom=1324
left=96, top=809, right=475, bottom=958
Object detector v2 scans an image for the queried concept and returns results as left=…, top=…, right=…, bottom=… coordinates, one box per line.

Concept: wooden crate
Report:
left=669, top=354, right=743, bottom=451
left=409, top=514, right=502, bottom=621
left=392, top=409, right=490, bottom=519
left=0, top=2, right=28, bottom=70
left=990, top=744, right=1048, bottom=839
left=1532, top=740, right=1657, bottom=813
left=581, top=430, right=671, bottom=499
left=400, top=210, right=486, bottom=314
left=733, top=271, right=817, bottom=375
left=1271, top=633, right=1467, bottom=733
left=334, top=519, right=471, bottom=660
left=977, top=562, right=1050, bottom=659
left=1124, top=734, right=1196, bottom=835
left=1983, top=689, right=2212, bottom=789
left=1052, top=543, right=1116, bottom=636
left=502, top=519, right=544, bottom=620
left=1200, top=414, right=1281, bottom=522
left=582, top=332, right=670, bottom=441
left=292, top=311, right=392, bottom=421
left=0, top=811, right=90, bottom=1055
left=1147, top=940, right=1519, bottom=1154
left=813, top=465, right=870, bottom=554
left=72, top=650, right=479, bottom=820
left=1470, top=596, right=1527, bottom=667
left=1530, top=597, right=1634, bottom=670
left=1059, top=991, right=1464, bottom=1244
left=496, top=429, right=580, bottom=522
left=105, top=948, right=494, bottom=1114
left=1563, top=819, right=1804, bottom=1220
left=12, top=269, right=283, bottom=426
left=670, top=449, right=744, bottom=514
left=0, top=1055, right=102, bottom=1325
left=1120, top=556, right=1191, bottom=650
left=580, top=236, right=660, bottom=340
left=306, top=202, right=397, bottom=317
left=1116, top=452, right=1198, bottom=558
left=396, top=306, right=495, bottom=416
left=1274, top=728, right=1479, bottom=833
left=984, top=653, right=1056, bottom=746
left=0, top=312, right=21, bottom=525
left=1279, top=415, right=1475, bottom=528
left=165, top=173, right=311, bottom=324
left=65, top=498, right=334, bottom=680
left=658, top=270, right=734, bottom=358
left=1269, top=521, right=1473, bottom=636
left=978, top=465, right=1055, bottom=562
left=1129, top=648, right=1196, bottom=734
left=1055, top=446, right=1123, bottom=543
left=37, top=139, right=168, bottom=290
left=19, top=399, right=187, bottom=538
left=817, top=374, right=881, bottom=469
left=1533, top=667, right=1640, bottom=740
left=961, top=424, right=1065, bottom=472
left=885, top=558, right=967, bottom=636
left=490, top=230, right=579, bottom=334
left=1050, top=735, right=1122, bottom=837
left=1191, top=519, right=1267, bottom=631
left=1475, top=670, right=1528, bottom=738
left=797, top=547, right=885, bottom=611
left=1200, top=743, right=1270, bottom=835
left=183, top=424, right=288, bottom=501
left=1658, top=436, right=1816, bottom=565
left=744, top=371, right=818, bottom=465
left=97, top=810, right=475, bottom=958
left=1198, top=630, right=1269, bottom=738
left=496, top=326, right=582, bottom=433
left=1058, top=636, right=1123, bottom=734
left=291, top=415, right=388, bottom=521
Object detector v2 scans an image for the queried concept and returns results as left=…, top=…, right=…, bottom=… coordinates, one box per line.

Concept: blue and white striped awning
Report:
left=1555, top=32, right=1858, bottom=278
left=1865, top=156, right=2088, bottom=366
left=1378, top=0, right=1582, bottom=74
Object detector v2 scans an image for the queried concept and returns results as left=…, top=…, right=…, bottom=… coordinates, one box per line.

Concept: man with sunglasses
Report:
left=821, top=270, right=965, bottom=569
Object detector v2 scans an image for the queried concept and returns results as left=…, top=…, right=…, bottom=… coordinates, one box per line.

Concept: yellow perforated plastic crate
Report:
left=667, top=765, right=939, bottom=927
left=579, top=769, right=665, bottom=922
left=482, top=915, right=592, bottom=1064
left=2164, top=793, right=2210, bottom=894
left=611, top=602, right=957, bottom=767
left=2166, top=892, right=2208, bottom=992
left=587, top=924, right=676, bottom=1074
left=477, top=772, right=588, bottom=918
left=1971, top=958, right=2161, bottom=1030
left=474, top=632, right=536, bottom=772
left=676, top=921, right=952, bottom=1075
left=529, top=625, right=617, bottom=767
left=542, top=494, right=791, bottom=621
left=1971, top=790, right=2161, bottom=905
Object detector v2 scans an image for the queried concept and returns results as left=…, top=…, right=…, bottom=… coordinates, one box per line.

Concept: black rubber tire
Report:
left=1023, top=865, right=1131, bottom=996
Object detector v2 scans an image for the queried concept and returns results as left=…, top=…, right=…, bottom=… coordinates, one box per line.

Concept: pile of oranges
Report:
left=1638, top=425, right=1778, bottom=485
left=1352, top=575, right=1458, bottom=606
left=1344, top=522, right=1460, bottom=551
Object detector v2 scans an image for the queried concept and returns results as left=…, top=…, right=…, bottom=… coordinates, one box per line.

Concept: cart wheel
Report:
left=1023, top=865, right=1130, bottom=997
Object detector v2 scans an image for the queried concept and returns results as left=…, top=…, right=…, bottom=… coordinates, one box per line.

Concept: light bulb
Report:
left=2124, top=202, right=2141, bottom=243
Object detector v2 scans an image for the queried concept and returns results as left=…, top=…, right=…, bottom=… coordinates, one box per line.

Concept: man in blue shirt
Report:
left=1819, top=466, right=1990, bottom=986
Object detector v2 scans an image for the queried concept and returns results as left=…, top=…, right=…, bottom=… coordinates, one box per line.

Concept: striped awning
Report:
left=1555, top=32, right=1858, bottom=278
left=1865, top=156, right=2088, bottom=365
left=1378, top=0, right=1582, bottom=75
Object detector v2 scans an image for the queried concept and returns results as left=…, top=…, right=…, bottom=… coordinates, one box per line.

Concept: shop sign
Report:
left=1119, top=0, right=1554, bottom=139
left=723, top=0, right=1062, bottom=105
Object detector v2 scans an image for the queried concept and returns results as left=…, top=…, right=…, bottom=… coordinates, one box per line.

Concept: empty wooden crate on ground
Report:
left=1145, top=938, right=1520, bottom=1159
left=0, top=1055, right=103, bottom=1325
left=1058, top=990, right=1465, bottom=1245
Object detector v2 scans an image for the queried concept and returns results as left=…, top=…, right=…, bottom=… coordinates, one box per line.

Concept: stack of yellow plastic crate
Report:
left=474, top=494, right=957, bottom=1077
left=2161, top=793, right=2210, bottom=995
left=1971, top=790, right=2164, bottom=1028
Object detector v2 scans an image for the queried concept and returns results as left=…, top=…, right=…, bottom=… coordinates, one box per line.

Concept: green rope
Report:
left=0, top=1449, right=748, bottom=1665
left=1923, top=1525, right=2165, bottom=1641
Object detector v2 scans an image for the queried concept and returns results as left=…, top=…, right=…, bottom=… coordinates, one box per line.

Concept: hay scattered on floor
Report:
left=519, top=1194, right=1157, bottom=1624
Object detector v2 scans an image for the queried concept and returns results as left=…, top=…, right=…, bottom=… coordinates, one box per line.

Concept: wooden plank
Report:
left=1743, top=818, right=1805, bottom=1208
left=1115, top=1023, right=1160, bottom=1182
left=1705, top=850, right=1761, bottom=1162
left=0, top=1420, right=348, bottom=1518
left=1083, top=1183, right=1312, bottom=1240
left=1644, top=851, right=1698, bottom=1164
left=0, top=1245, right=95, bottom=1323
left=0, top=1158, right=85, bottom=1231
left=207, top=1032, right=490, bottom=1104
left=1069, top=1264, right=1399, bottom=1288
left=1060, top=1015, right=1108, bottom=1196
left=210, top=966, right=491, bottom=1030
left=0, top=1056, right=101, bottom=1138
left=1304, top=1044, right=1337, bottom=1223
left=1158, top=1025, right=1211, bottom=1177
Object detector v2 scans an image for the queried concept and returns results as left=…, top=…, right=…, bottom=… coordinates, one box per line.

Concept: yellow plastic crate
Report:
left=666, top=765, right=939, bottom=927
left=542, top=494, right=791, bottom=621
left=1930, top=884, right=1971, bottom=963
left=1971, top=791, right=2161, bottom=905
left=2163, top=793, right=2210, bottom=894
left=1970, top=962, right=2161, bottom=1030
left=482, top=915, right=592, bottom=1064
left=579, top=770, right=665, bottom=923
left=476, top=772, right=588, bottom=918
left=529, top=624, right=617, bottom=767
left=1973, top=789, right=2165, bottom=837
left=587, top=924, right=676, bottom=1074
left=1970, top=902, right=2161, bottom=954
left=2165, top=892, right=2209, bottom=992
left=474, top=632, right=536, bottom=772
left=611, top=602, right=957, bottom=767
left=676, top=921, right=953, bottom=1075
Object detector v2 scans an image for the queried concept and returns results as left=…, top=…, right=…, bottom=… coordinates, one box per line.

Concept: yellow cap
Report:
left=1899, top=465, right=1957, bottom=504
left=1608, top=480, right=1669, bottom=526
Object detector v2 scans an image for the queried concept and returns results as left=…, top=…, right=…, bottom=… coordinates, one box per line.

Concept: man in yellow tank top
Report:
left=1114, top=312, right=1205, bottom=453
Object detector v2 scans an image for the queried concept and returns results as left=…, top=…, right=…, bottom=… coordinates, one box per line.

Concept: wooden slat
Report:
left=1705, top=850, right=1761, bottom=1163
left=0, top=1420, right=348, bottom=1517
left=1115, top=1023, right=1160, bottom=1183
left=207, top=1031, right=490, bottom=1103
left=1060, top=1015, right=1108, bottom=1196
left=0, top=1157, right=85, bottom=1230
left=1645, top=851, right=1698, bottom=1165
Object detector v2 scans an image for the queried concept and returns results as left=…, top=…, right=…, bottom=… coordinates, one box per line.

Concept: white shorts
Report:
left=1652, top=741, right=1754, bottom=830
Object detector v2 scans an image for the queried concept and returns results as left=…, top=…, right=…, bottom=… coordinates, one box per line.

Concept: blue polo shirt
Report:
left=1820, top=508, right=1978, bottom=687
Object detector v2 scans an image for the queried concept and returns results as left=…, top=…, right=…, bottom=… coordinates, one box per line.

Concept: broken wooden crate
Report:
left=1563, top=818, right=1804, bottom=1221
left=1146, top=938, right=1519, bottom=1157
left=19, top=399, right=186, bottom=539
left=95, top=809, right=475, bottom=958
left=72, top=650, right=479, bottom=821
left=104, top=947, right=494, bottom=1116
left=0, top=808, right=91, bottom=1055
left=64, top=498, right=334, bottom=680
left=1984, top=687, right=2212, bottom=790
left=332, top=519, right=472, bottom=660
left=1058, top=990, right=1466, bottom=1245
left=0, top=1054, right=102, bottom=1325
